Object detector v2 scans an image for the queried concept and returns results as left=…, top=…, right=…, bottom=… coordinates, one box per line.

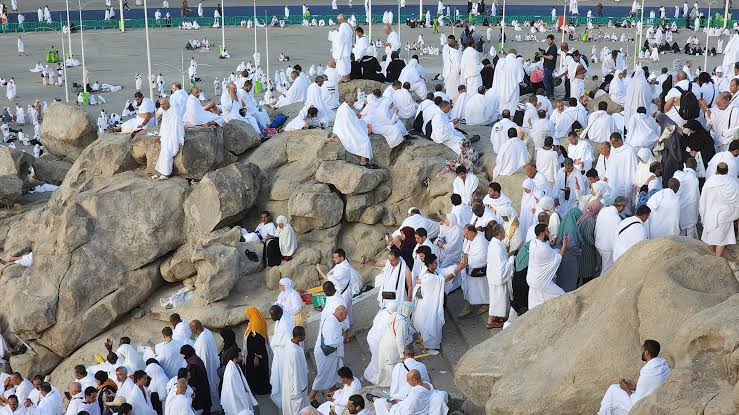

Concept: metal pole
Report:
left=559, top=3, right=566, bottom=70
left=419, top=0, right=422, bottom=21
left=636, top=0, right=645, bottom=71
left=397, top=0, right=401, bottom=41
left=181, top=49, right=185, bottom=87
left=220, top=1, right=225, bottom=51
left=266, top=25, right=270, bottom=85
left=723, top=0, right=729, bottom=28
left=705, top=4, right=712, bottom=69
left=78, top=0, right=86, bottom=87
left=61, top=30, right=69, bottom=102
left=368, top=0, right=372, bottom=40
left=119, top=0, right=124, bottom=31
left=500, top=0, right=505, bottom=52
left=65, top=0, right=73, bottom=57
left=143, top=0, right=154, bottom=99
left=253, top=0, right=257, bottom=58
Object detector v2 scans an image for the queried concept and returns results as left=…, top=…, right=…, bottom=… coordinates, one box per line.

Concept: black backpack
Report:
left=513, top=107, right=525, bottom=126
left=675, top=83, right=699, bottom=120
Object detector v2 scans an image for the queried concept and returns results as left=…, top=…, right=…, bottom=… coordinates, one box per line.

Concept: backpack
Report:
left=412, top=110, right=425, bottom=133
left=675, top=83, right=699, bottom=120
left=513, top=106, right=525, bottom=126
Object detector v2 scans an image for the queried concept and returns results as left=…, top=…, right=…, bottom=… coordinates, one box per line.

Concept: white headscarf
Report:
left=144, top=362, right=168, bottom=402
left=538, top=196, right=556, bottom=212
left=590, top=181, right=612, bottom=205
left=634, top=147, right=657, bottom=188
left=519, top=178, right=538, bottom=233
left=277, top=277, right=303, bottom=316
left=624, top=68, right=652, bottom=125
left=276, top=215, right=297, bottom=257
left=609, top=71, right=626, bottom=105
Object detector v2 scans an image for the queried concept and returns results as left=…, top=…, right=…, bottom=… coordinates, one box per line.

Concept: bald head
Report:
left=189, top=319, right=203, bottom=335
left=406, top=369, right=423, bottom=386
left=334, top=305, right=348, bottom=322
left=667, top=178, right=680, bottom=192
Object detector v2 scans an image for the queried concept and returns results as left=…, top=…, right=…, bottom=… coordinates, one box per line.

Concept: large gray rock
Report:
left=32, top=157, right=73, bottom=186
left=0, top=147, right=34, bottom=185
left=223, top=120, right=261, bottom=155
left=287, top=182, right=344, bottom=233
left=172, top=127, right=225, bottom=179
left=40, top=103, right=98, bottom=161
left=338, top=79, right=386, bottom=103
left=2, top=172, right=189, bottom=357
left=315, top=160, right=388, bottom=195
left=0, top=176, right=23, bottom=206
left=192, top=243, right=241, bottom=304
left=455, top=238, right=739, bottom=414
left=184, top=162, right=261, bottom=234
left=344, top=184, right=391, bottom=222
left=10, top=343, right=62, bottom=378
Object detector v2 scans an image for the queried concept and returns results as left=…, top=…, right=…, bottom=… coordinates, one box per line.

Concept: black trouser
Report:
left=511, top=267, right=529, bottom=314
left=564, top=78, right=571, bottom=100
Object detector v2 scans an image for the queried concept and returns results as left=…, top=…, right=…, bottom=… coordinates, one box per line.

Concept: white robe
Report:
left=490, top=118, right=517, bottom=154
left=606, top=144, right=638, bottom=201
left=375, top=313, right=413, bottom=387
left=374, top=383, right=433, bottom=415
left=183, top=95, right=223, bottom=127
left=612, top=217, right=646, bottom=262
left=526, top=238, right=565, bottom=309
left=452, top=174, right=479, bottom=205
left=194, top=329, right=220, bottom=411
left=312, top=314, right=344, bottom=390
left=220, top=361, right=257, bottom=415
left=155, top=104, right=184, bottom=176
left=492, top=54, right=524, bottom=113
left=492, top=138, right=528, bottom=178
left=486, top=238, right=515, bottom=317
left=154, top=341, right=186, bottom=379
left=165, top=394, right=195, bottom=415
left=332, top=22, right=354, bottom=77
left=699, top=174, right=739, bottom=246
left=567, top=140, right=595, bottom=172
left=317, top=377, right=361, bottom=415
left=388, top=358, right=430, bottom=400
left=623, top=70, right=653, bottom=125
left=334, top=103, right=373, bottom=159
left=461, top=233, right=489, bottom=305
left=430, top=111, right=464, bottom=155
left=646, top=188, right=680, bottom=238
left=581, top=110, right=617, bottom=144
left=363, top=304, right=396, bottom=383
left=361, top=97, right=407, bottom=148
left=117, top=344, right=146, bottom=373
left=281, top=341, right=309, bottom=415
left=463, top=92, right=494, bottom=125
left=121, top=97, right=156, bottom=132
left=598, top=357, right=671, bottom=415
left=412, top=270, right=445, bottom=349
left=444, top=48, right=462, bottom=99
left=594, top=206, right=621, bottom=274
left=626, top=113, right=659, bottom=149
left=269, top=314, right=294, bottom=408
left=276, top=74, right=310, bottom=107
left=460, top=47, right=483, bottom=92
left=672, top=168, right=699, bottom=235
left=706, top=151, right=738, bottom=180
left=375, top=259, right=409, bottom=306
left=399, top=59, right=428, bottom=98
left=392, top=88, right=417, bottom=119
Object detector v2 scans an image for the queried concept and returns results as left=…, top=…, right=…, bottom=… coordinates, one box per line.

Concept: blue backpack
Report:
left=270, top=113, right=288, bottom=128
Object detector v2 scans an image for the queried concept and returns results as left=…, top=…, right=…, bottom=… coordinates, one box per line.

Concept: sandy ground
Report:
left=1, top=21, right=730, bottom=124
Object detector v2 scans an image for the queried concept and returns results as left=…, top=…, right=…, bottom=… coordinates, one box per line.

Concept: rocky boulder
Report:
left=3, top=172, right=190, bottom=357
left=223, top=120, right=261, bottom=155
left=287, top=182, right=344, bottom=233
left=173, top=127, right=226, bottom=179
left=192, top=243, right=241, bottom=304
left=338, top=79, right=386, bottom=103
left=454, top=237, right=739, bottom=414
left=315, top=160, right=388, bottom=195
left=32, top=156, right=73, bottom=186
left=40, top=103, right=98, bottom=161
left=0, top=147, right=34, bottom=185
left=184, top=162, right=261, bottom=234
left=0, top=176, right=23, bottom=206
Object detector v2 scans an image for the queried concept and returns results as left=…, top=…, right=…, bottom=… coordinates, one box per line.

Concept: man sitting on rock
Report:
left=241, top=210, right=277, bottom=243
left=371, top=369, right=435, bottom=415
left=114, top=91, right=157, bottom=133
left=597, top=340, right=671, bottom=415
left=388, top=345, right=430, bottom=401
left=183, top=87, right=223, bottom=128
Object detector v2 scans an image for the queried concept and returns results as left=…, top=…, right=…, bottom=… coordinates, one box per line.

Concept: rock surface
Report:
left=455, top=237, right=739, bottom=414
left=338, top=79, right=386, bottom=103
left=0, top=147, right=34, bottom=185
left=222, top=120, right=261, bottom=155
left=184, top=162, right=261, bottom=234
left=32, top=156, right=73, bottom=185
left=40, top=103, right=98, bottom=161
left=2, top=171, right=189, bottom=357
left=0, top=176, right=23, bottom=205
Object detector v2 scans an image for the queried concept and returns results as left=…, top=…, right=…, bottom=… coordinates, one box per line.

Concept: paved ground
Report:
left=1, top=21, right=730, bottom=126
